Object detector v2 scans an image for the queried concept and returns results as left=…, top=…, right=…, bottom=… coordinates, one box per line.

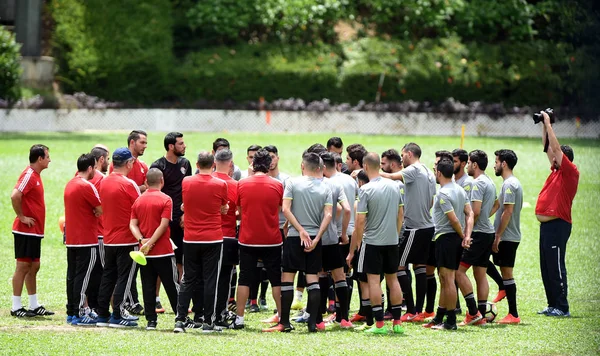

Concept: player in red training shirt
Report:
left=10, top=144, right=55, bottom=317
left=130, top=168, right=179, bottom=330
left=64, top=153, right=103, bottom=325
left=174, top=151, right=228, bottom=333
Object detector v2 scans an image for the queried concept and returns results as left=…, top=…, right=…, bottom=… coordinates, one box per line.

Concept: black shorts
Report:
left=492, top=241, right=520, bottom=267
left=351, top=241, right=364, bottom=282
left=14, top=233, right=42, bottom=260
left=170, top=219, right=184, bottom=264
left=358, top=243, right=399, bottom=276
left=426, top=240, right=437, bottom=267
left=282, top=236, right=322, bottom=275
left=222, top=238, right=239, bottom=266
left=322, top=244, right=345, bottom=271
left=461, top=232, right=494, bottom=267
left=238, top=244, right=282, bottom=287
left=399, top=227, right=435, bottom=265
left=435, top=233, right=463, bottom=270
left=340, top=238, right=351, bottom=273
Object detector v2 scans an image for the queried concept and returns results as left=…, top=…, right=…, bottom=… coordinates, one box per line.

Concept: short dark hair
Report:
left=357, top=170, right=369, bottom=184
left=247, top=144, right=262, bottom=154
left=436, top=158, right=454, bottom=178
left=77, top=153, right=96, bottom=172
left=469, top=150, right=488, bottom=170
left=348, top=145, right=367, bottom=168
left=127, top=130, right=147, bottom=146
left=333, top=152, right=343, bottom=165
left=307, top=143, right=327, bottom=155
left=326, top=137, right=343, bottom=149
left=381, top=149, right=402, bottom=165
left=435, top=150, right=452, bottom=161
left=263, top=145, right=278, bottom=155
left=214, top=148, right=233, bottom=162
left=29, top=144, right=49, bottom=163
left=346, top=143, right=366, bottom=153
left=252, top=149, right=272, bottom=173
left=90, top=146, right=108, bottom=161
left=197, top=151, right=215, bottom=169
left=452, top=149, right=468, bottom=163
left=402, top=142, right=421, bottom=158
left=302, top=152, right=322, bottom=171
left=561, top=145, right=574, bottom=163
left=494, top=149, right=518, bottom=170
left=164, top=132, right=183, bottom=151
left=212, top=137, right=230, bottom=151
left=320, top=152, right=336, bottom=170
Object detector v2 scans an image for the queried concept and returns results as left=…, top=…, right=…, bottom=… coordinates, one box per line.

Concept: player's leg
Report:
left=263, top=246, right=283, bottom=318
left=383, top=244, right=404, bottom=333
left=140, top=259, right=159, bottom=326
left=487, top=260, right=505, bottom=302
left=66, top=248, right=76, bottom=321
left=397, top=229, right=416, bottom=316
left=156, top=256, right=180, bottom=318
left=305, top=241, right=323, bottom=331
left=200, top=243, right=223, bottom=328
left=113, top=246, right=138, bottom=322
left=71, top=247, right=98, bottom=325
left=496, top=241, right=520, bottom=323
left=473, top=266, right=489, bottom=316
left=331, top=267, right=349, bottom=323
left=438, top=267, right=458, bottom=327
left=174, top=244, right=201, bottom=332
left=85, top=246, right=103, bottom=312
left=96, top=246, right=118, bottom=323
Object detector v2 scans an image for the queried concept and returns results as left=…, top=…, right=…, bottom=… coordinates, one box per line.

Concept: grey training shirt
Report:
left=331, top=172, right=358, bottom=237
left=470, top=174, right=497, bottom=234
left=272, top=172, right=291, bottom=228
left=433, top=181, right=469, bottom=239
left=357, top=177, right=402, bottom=246
left=494, top=175, right=523, bottom=242
left=401, top=163, right=436, bottom=229
left=322, top=178, right=348, bottom=246
left=456, top=174, right=474, bottom=198
left=284, top=176, right=333, bottom=237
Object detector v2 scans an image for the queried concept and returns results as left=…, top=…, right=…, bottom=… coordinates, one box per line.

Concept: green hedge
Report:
left=174, top=37, right=592, bottom=108
left=0, top=26, right=22, bottom=102
left=51, top=0, right=174, bottom=103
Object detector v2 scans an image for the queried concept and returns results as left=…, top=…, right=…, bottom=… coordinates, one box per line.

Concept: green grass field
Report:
left=0, top=132, right=599, bottom=355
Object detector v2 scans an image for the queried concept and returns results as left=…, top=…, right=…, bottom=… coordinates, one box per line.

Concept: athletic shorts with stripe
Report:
left=358, top=243, right=399, bottom=275
left=399, top=227, right=435, bottom=266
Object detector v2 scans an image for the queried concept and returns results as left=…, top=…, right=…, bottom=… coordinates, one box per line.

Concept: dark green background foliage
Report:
left=0, top=27, right=22, bottom=102
left=44, top=0, right=599, bottom=108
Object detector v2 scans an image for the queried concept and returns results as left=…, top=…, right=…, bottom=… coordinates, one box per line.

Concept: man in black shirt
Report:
left=150, top=132, right=192, bottom=312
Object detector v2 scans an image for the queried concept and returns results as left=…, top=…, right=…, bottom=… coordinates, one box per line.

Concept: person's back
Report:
left=238, top=175, right=283, bottom=246
left=471, top=174, right=496, bottom=234
left=360, top=177, right=401, bottom=246
left=402, top=163, right=436, bottom=229
left=494, top=176, right=523, bottom=242
left=285, top=176, right=332, bottom=236
left=331, top=172, right=358, bottom=237
left=433, top=181, right=468, bottom=238
left=131, top=189, right=173, bottom=257
left=64, top=176, right=100, bottom=246
left=213, top=172, right=238, bottom=239
left=182, top=174, right=227, bottom=243
left=100, top=173, right=140, bottom=245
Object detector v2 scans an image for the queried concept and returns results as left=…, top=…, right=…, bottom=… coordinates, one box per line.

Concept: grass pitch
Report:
left=0, top=132, right=599, bottom=355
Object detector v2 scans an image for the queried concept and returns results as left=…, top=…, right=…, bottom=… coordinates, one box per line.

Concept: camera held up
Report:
left=533, top=108, right=555, bottom=124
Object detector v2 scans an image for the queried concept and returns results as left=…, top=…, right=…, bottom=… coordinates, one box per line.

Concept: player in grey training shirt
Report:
left=347, top=152, right=405, bottom=333
left=455, top=150, right=499, bottom=323
left=490, top=149, right=523, bottom=325
left=274, top=152, right=333, bottom=333
left=382, top=143, right=436, bottom=320
left=452, top=149, right=474, bottom=196
left=320, top=152, right=352, bottom=326
left=427, top=158, right=473, bottom=330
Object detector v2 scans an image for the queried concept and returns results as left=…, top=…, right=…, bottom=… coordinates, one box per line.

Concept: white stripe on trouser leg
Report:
left=98, top=240, right=105, bottom=268
left=357, top=241, right=366, bottom=273
left=400, top=229, right=417, bottom=266
left=171, top=256, right=180, bottom=293
left=121, top=250, right=139, bottom=313
left=210, top=244, right=223, bottom=324
left=557, top=247, right=562, bottom=279
left=124, top=245, right=139, bottom=305
left=78, top=247, right=97, bottom=314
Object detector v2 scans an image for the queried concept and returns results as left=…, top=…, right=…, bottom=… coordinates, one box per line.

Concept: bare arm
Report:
left=472, top=201, right=482, bottom=223
left=490, top=199, right=499, bottom=217
left=283, top=199, right=310, bottom=247
left=397, top=206, right=404, bottom=236
left=446, top=211, right=464, bottom=239
left=93, top=205, right=103, bottom=217
left=312, top=205, right=333, bottom=246
left=350, top=213, right=366, bottom=254
left=380, top=171, right=404, bottom=182
left=543, top=112, right=563, bottom=167
left=493, top=204, right=514, bottom=253
left=541, top=116, right=553, bottom=165
left=340, top=200, right=351, bottom=244
left=129, top=219, right=143, bottom=242
left=464, top=203, right=474, bottom=239
left=11, top=189, right=34, bottom=227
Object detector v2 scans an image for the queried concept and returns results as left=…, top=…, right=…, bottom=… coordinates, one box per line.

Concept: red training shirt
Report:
left=64, top=176, right=101, bottom=247
left=12, top=167, right=46, bottom=237
left=130, top=189, right=173, bottom=258
left=213, top=172, right=238, bottom=238
left=536, top=153, right=579, bottom=224
left=182, top=174, right=227, bottom=243
left=109, top=158, right=148, bottom=187
left=237, top=175, right=283, bottom=247
left=100, top=172, right=141, bottom=245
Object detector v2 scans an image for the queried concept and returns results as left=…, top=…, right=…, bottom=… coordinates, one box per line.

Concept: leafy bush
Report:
left=0, top=27, right=22, bottom=102
left=51, top=0, right=174, bottom=103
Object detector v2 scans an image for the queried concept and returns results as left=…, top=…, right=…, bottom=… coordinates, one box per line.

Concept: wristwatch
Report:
left=138, top=236, right=144, bottom=243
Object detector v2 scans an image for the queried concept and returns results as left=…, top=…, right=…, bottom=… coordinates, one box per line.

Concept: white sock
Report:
left=12, top=296, right=22, bottom=311
left=156, top=296, right=161, bottom=303
left=28, top=294, right=40, bottom=309
left=235, top=315, right=244, bottom=324
left=295, top=290, right=303, bottom=301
